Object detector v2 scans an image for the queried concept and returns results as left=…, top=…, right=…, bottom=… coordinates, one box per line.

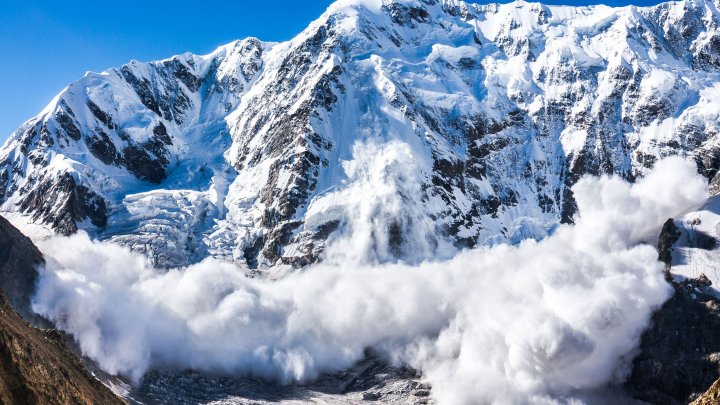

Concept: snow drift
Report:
left=31, top=142, right=706, bottom=404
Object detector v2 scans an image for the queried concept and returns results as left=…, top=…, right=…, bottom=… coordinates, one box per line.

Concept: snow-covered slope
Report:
left=667, top=195, right=720, bottom=287
left=2, top=0, right=720, bottom=268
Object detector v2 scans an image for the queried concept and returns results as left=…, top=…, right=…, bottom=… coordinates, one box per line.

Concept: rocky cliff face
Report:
left=0, top=292, right=124, bottom=405
left=2, top=0, right=720, bottom=270
left=0, top=215, right=44, bottom=321
left=692, top=378, right=720, bottom=405
left=133, top=350, right=433, bottom=405
left=626, top=273, right=720, bottom=404
left=0, top=215, right=123, bottom=405
left=625, top=214, right=720, bottom=404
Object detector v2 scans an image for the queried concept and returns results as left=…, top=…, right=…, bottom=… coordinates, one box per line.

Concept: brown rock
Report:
left=0, top=214, right=44, bottom=321
left=0, top=292, right=124, bottom=405
left=692, top=378, right=720, bottom=405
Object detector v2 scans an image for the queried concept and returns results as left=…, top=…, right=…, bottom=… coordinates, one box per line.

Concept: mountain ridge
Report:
left=2, top=0, right=720, bottom=269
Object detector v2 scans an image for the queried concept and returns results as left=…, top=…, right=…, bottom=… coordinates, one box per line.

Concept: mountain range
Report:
left=4, top=0, right=720, bottom=403
left=2, top=0, right=720, bottom=270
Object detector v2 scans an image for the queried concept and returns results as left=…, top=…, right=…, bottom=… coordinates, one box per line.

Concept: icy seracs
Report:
left=1, top=0, right=720, bottom=269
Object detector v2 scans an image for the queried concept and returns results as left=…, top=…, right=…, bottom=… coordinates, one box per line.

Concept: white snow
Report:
left=31, top=157, right=704, bottom=404
left=671, top=196, right=720, bottom=289
left=1, top=0, right=719, bottom=271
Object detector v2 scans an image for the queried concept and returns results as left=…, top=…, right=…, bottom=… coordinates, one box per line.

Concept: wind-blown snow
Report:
left=305, top=140, right=456, bottom=265
left=31, top=149, right=706, bottom=404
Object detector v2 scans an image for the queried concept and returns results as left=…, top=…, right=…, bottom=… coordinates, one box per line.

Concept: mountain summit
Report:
left=1, top=0, right=719, bottom=268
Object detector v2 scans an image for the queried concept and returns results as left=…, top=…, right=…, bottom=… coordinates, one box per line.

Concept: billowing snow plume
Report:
left=32, top=142, right=706, bottom=404
left=306, top=140, right=456, bottom=265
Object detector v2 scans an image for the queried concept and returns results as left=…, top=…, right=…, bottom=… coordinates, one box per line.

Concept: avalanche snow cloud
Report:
left=32, top=144, right=706, bottom=404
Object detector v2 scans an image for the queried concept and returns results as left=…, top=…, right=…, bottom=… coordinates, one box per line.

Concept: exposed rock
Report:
left=86, top=130, right=121, bottom=165
left=17, top=173, right=107, bottom=235
left=121, top=144, right=167, bottom=184
left=132, top=350, right=431, bottom=405
left=0, top=292, right=124, bottom=405
left=0, top=213, right=125, bottom=404
left=692, top=378, right=720, bottom=405
left=626, top=274, right=720, bottom=405
left=1, top=0, right=719, bottom=269
left=0, top=215, right=44, bottom=321
left=658, top=218, right=681, bottom=267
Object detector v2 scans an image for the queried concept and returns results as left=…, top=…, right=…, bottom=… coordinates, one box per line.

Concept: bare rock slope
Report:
left=0, top=215, right=123, bottom=405
left=0, top=292, right=124, bottom=405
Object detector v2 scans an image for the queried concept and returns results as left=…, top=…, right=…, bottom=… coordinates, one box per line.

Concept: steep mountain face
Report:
left=692, top=378, right=720, bottom=405
left=0, top=292, right=125, bottom=405
left=0, top=215, right=124, bottom=405
left=2, top=0, right=720, bottom=268
left=0, top=215, right=44, bottom=321
left=626, top=273, right=720, bottom=405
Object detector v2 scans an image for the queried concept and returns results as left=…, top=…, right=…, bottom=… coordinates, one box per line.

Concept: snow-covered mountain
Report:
left=2, top=0, right=720, bottom=269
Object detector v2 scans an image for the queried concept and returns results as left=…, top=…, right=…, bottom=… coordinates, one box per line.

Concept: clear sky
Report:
left=0, top=0, right=666, bottom=142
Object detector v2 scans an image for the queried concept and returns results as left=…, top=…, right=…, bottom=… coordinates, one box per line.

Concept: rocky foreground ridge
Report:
left=0, top=293, right=124, bottom=405
left=627, top=273, right=720, bottom=404
left=0, top=215, right=123, bottom=404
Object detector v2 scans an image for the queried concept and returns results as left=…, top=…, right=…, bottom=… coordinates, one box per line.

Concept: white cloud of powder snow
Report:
left=31, top=142, right=706, bottom=404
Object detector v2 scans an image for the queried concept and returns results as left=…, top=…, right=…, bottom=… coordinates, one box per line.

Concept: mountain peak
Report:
left=0, top=0, right=719, bottom=268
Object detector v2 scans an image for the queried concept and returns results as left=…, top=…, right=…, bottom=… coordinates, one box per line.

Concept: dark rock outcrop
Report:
left=133, top=350, right=431, bottom=404
left=0, top=215, right=44, bottom=321
left=0, top=214, right=124, bottom=404
left=657, top=218, right=681, bottom=267
left=17, top=173, right=107, bottom=235
left=692, top=378, right=720, bottom=405
left=0, top=292, right=124, bottom=405
left=626, top=272, right=720, bottom=404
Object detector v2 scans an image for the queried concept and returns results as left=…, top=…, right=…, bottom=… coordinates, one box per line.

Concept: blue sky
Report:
left=0, top=0, right=666, bottom=141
